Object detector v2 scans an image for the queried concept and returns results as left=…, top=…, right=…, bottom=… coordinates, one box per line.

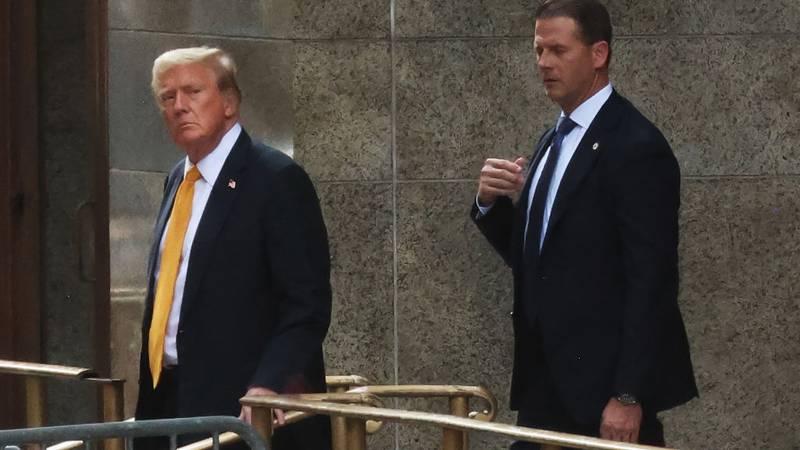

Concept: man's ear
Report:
left=591, top=41, right=610, bottom=69
left=222, top=92, right=238, bottom=119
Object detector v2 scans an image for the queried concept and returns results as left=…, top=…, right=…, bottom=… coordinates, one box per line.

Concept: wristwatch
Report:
left=615, top=393, right=638, bottom=406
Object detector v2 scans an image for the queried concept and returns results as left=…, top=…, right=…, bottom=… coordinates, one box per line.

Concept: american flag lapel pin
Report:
left=228, top=179, right=236, bottom=189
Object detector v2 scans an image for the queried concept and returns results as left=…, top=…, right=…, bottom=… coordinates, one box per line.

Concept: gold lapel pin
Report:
left=592, top=142, right=599, bottom=151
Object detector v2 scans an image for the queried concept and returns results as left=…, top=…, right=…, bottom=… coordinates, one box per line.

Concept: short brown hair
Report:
left=536, top=0, right=613, bottom=65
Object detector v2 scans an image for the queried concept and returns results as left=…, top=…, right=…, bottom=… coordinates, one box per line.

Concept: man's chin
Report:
left=173, top=132, right=202, bottom=146
left=543, top=87, right=559, bottom=103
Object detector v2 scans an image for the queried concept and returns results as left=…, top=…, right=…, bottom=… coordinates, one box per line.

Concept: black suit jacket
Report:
left=135, top=129, right=332, bottom=447
left=472, top=91, right=697, bottom=424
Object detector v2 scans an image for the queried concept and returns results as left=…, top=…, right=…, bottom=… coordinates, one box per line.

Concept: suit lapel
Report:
left=179, top=130, right=252, bottom=320
left=542, top=91, right=624, bottom=251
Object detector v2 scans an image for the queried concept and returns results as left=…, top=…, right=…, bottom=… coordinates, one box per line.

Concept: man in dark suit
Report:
left=471, top=1, right=697, bottom=447
left=134, top=46, right=332, bottom=449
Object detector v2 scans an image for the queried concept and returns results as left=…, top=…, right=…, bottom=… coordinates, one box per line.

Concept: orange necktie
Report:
left=148, top=165, right=202, bottom=388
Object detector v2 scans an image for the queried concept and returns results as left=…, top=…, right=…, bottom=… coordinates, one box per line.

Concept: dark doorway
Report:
left=1, top=0, right=110, bottom=427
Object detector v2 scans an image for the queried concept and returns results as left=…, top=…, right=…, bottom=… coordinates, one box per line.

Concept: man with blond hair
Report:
left=135, top=46, right=332, bottom=449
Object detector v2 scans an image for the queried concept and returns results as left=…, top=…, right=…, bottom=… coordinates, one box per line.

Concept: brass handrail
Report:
left=178, top=392, right=382, bottom=450
left=0, top=359, right=125, bottom=450
left=325, top=375, right=370, bottom=389
left=347, top=384, right=498, bottom=421
left=240, top=395, right=676, bottom=450
left=0, top=360, right=97, bottom=379
left=347, top=384, right=497, bottom=449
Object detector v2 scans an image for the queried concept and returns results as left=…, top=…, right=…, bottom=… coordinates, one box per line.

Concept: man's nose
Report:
left=173, top=91, right=188, bottom=111
left=537, top=52, right=551, bottom=71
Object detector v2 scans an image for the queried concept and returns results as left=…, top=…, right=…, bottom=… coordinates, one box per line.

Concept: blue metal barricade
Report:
left=0, top=416, right=267, bottom=450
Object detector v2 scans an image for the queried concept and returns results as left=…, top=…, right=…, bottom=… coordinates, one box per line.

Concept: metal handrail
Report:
left=0, top=360, right=96, bottom=379
left=240, top=395, right=675, bottom=450
left=347, top=384, right=498, bottom=421
left=178, top=393, right=382, bottom=450
left=325, top=375, right=370, bottom=389
left=346, top=384, right=498, bottom=448
left=0, top=358, right=125, bottom=442
left=0, top=417, right=266, bottom=450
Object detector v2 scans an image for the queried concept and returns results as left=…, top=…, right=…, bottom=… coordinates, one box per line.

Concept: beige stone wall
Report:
left=108, top=1, right=800, bottom=448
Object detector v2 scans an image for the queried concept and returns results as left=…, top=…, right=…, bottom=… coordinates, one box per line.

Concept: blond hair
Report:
left=151, top=46, right=242, bottom=105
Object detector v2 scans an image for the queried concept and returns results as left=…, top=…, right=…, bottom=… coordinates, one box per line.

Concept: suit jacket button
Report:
left=576, top=354, right=582, bottom=360
left=540, top=275, right=548, bottom=281
left=178, top=329, right=185, bottom=334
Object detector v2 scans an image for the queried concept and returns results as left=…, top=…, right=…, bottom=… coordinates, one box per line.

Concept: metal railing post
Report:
left=345, top=417, right=367, bottom=450
left=97, top=379, right=125, bottom=450
left=98, top=380, right=124, bottom=422
left=250, top=407, right=273, bottom=445
left=329, top=385, right=348, bottom=450
left=24, top=375, right=46, bottom=427
left=443, top=395, right=468, bottom=450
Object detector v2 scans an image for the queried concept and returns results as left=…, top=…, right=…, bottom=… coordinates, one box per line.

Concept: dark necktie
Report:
left=524, top=116, right=578, bottom=258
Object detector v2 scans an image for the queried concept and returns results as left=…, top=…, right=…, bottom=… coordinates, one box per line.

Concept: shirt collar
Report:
left=560, top=83, right=613, bottom=130
left=183, top=122, right=242, bottom=186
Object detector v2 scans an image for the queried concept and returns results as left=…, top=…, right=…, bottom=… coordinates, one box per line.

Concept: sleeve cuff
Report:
left=475, top=195, right=494, bottom=217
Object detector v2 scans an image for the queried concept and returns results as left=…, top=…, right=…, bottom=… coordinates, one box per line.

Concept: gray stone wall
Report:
left=108, top=1, right=800, bottom=448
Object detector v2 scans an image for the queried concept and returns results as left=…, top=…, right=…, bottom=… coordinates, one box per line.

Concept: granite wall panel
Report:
left=614, top=36, right=800, bottom=177
left=292, top=0, right=390, bottom=39
left=396, top=181, right=515, bottom=449
left=395, top=39, right=552, bottom=181
left=110, top=296, right=146, bottom=418
left=109, top=170, right=166, bottom=292
left=615, top=0, right=800, bottom=35
left=317, top=182, right=395, bottom=383
left=293, top=42, right=392, bottom=181
left=394, top=0, right=536, bottom=37
left=109, top=0, right=292, bottom=38
left=663, top=177, right=800, bottom=449
left=395, top=0, right=800, bottom=38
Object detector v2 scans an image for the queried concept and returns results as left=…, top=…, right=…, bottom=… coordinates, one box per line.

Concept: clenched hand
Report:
left=477, top=157, right=527, bottom=207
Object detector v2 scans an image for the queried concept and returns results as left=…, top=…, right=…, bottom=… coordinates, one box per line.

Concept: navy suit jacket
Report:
left=136, top=129, right=332, bottom=447
left=472, top=91, right=697, bottom=423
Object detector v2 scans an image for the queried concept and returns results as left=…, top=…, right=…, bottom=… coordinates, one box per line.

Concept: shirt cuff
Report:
left=475, top=195, right=494, bottom=217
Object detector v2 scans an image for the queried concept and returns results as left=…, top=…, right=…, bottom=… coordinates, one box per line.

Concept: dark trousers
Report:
left=134, top=366, right=181, bottom=450
left=509, top=316, right=664, bottom=450
left=509, top=350, right=664, bottom=450
left=134, top=366, right=332, bottom=450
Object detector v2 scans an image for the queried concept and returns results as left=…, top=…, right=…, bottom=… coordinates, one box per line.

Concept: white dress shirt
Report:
left=155, top=122, right=242, bottom=365
left=478, top=84, right=613, bottom=250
